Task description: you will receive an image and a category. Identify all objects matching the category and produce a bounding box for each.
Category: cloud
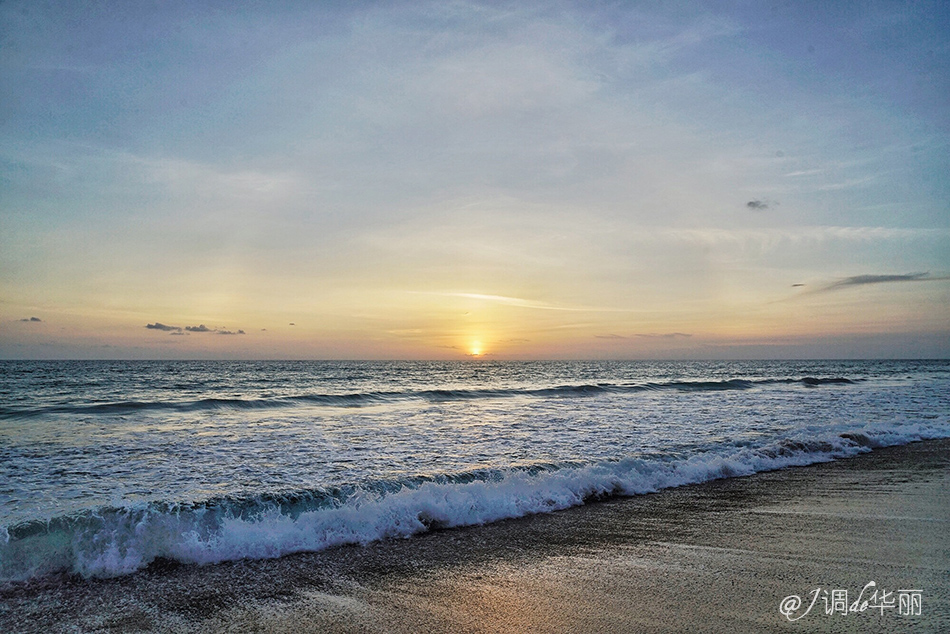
[635,332,692,339]
[834,273,929,286]
[746,200,768,210]
[816,175,878,191]
[412,292,636,313]
[428,292,579,311]
[595,334,627,339]
[19,317,43,322]
[149,323,248,335]
[651,226,948,252]
[146,322,182,332]
[783,169,826,177]
[814,272,949,293]
[187,324,248,334]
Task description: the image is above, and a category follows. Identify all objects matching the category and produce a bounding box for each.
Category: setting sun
[469,342,483,357]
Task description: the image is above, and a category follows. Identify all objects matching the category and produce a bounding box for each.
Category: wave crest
[0,376,859,419]
[2,421,944,585]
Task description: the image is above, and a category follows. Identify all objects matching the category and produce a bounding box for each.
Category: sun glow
[469,341,483,357]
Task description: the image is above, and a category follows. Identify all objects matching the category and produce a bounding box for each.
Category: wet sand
[3,439,948,633]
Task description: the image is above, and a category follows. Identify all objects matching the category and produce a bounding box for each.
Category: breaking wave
[1,418,943,585]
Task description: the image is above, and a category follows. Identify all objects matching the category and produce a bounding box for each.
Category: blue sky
[1,1,948,359]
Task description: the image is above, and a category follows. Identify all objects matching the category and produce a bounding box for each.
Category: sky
[1,0,948,360]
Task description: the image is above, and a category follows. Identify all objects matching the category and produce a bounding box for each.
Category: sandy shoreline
[3,439,948,633]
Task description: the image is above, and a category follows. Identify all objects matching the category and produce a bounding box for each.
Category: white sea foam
[2,420,947,584]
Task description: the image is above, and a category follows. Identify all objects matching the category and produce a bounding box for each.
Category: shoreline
[3,438,949,632]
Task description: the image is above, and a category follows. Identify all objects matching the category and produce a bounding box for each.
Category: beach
[3,438,947,633]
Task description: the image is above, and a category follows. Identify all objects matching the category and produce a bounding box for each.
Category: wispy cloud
[783,169,826,178]
[596,332,692,340]
[19,317,43,322]
[815,175,879,191]
[411,292,636,313]
[439,293,576,311]
[657,226,949,248]
[807,272,950,294]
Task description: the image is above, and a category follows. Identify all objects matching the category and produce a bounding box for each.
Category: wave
[1,419,943,585]
[0,377,857,419]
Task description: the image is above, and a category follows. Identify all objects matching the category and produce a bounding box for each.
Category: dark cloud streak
[811,272,949,294]
[146,322,181,332]
[148,322,248,335]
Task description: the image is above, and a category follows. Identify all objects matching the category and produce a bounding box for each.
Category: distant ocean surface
[2,360,948,584]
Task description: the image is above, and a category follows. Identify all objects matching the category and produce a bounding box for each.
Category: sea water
[1,360,948,583]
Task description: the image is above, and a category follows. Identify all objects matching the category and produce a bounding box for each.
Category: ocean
[1,359,948,586]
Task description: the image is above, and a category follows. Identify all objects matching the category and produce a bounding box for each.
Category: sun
[469,341,483,356]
